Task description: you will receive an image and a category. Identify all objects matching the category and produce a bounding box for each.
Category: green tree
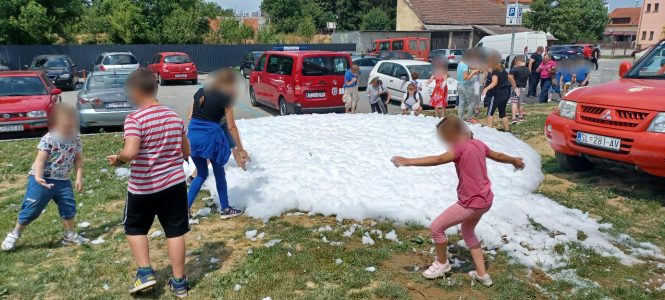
[256,24,278,43]
[216,18,254,44]
[0,0,85,44]
[162,7,210,44]
[107,0,147,44]
[298,16,316,42]
[523,0,609,43]
[360,7,391,31]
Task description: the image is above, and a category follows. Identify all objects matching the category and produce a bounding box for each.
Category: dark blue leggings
[187,156,228,210]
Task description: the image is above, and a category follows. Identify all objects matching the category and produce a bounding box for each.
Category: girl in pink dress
[427,62,449,118]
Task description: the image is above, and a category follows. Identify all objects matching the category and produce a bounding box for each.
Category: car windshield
[163,55,191,64]
[302,56,349,76]
[32,57,68,68]
[252,52,263,60]
[451,50,464,56]
[103,54,138,65]
[0,76,47,97]
[625,41,665,79]
[87,74,130,90]
[407,65,432,79]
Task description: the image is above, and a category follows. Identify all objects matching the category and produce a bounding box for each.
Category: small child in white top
[401,83,423,116]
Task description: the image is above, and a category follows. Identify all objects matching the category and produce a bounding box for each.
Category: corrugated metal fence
[0,44,356,73]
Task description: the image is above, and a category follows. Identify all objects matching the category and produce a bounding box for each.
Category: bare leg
[511,103,518,120]
[502,117,510,131]
[416,107,422,116]
[10,223,26,236]
[469,245,487,277]
[435,242,448,264]
[127,235,151,268]
[166,236,186,278]
[402,109,407,115]
[487,115,494,128]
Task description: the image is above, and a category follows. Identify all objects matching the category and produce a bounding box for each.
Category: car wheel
[158,74,166,86]
[279,97,288,116]
[192,79,198,85]
[249,86,259,107]
[555,151,593,172]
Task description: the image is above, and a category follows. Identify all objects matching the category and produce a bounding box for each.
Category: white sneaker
[61,232,89,246]
[469,270,493,287]
[422,260,451,279]
[2,232,20,251]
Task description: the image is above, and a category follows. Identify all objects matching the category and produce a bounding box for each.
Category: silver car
[76,71,137,129]
[351,57,380,90]
[93,52,140,72]
[430,49,464,66]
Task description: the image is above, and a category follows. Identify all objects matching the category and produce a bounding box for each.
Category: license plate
[106,102,131,109]
[339,88,345,95]
[307,92,326,99]
[175,74,187,78]
[576,132,621,151]
[0,125,24,132]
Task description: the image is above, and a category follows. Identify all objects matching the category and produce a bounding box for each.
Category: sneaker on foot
[511,119,518,125]
[2,232,20,251]
[220,207,243,219]
[61,233,89,246]
[422,260,451,279]
[128,271,157,294]
[469,270,493,287]
[168,276,189,298]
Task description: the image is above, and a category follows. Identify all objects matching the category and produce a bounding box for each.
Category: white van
[476,32,548,59]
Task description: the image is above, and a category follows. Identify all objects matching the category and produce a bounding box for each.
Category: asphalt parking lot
[3,58,626,140]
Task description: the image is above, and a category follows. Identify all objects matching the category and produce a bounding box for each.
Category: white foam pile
[185,113,662,269]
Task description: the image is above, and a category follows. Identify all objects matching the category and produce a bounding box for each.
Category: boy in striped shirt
[107,69,191,297]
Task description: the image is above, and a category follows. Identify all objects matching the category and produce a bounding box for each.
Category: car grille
[569,129,633,155]
[579,105,650,129]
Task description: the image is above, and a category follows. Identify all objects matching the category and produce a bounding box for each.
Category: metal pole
[509,0,517,61]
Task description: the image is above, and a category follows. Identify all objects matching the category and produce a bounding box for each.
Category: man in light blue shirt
[343,65,360,113]
[456,58,479,121]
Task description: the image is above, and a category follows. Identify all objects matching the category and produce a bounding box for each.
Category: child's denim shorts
[17,175,76,225]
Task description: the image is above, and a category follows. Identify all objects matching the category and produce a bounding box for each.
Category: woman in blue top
[187,69,248,218]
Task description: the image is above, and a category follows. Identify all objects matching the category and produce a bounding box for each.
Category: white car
[368,60,457,107]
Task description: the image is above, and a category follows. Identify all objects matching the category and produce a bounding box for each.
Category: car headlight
[557,100,577,120]
[59,73,71,79]
[27,110,47,118]
[647,113,665,133]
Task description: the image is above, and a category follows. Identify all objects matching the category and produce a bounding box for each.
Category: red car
[147,52,198,85]
[0,71,61,133]
[545,40,665,177]
[249,49,351,115]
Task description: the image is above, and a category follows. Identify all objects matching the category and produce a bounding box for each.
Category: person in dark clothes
[527,46,544,98]
[482,57,512,131]
[591,44,600,70]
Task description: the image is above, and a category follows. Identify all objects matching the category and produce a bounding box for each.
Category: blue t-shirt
[344,69,358,88]
[456,62,469,83]
[574,66,590,83]
[559,70,574,83]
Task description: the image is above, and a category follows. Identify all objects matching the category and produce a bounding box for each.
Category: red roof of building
[406,0,529,25]
[608,7,641,26]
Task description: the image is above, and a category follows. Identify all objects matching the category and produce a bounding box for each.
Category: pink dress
[430,75,448,108]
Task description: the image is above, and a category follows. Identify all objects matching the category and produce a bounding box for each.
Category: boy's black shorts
[123,182,190,238]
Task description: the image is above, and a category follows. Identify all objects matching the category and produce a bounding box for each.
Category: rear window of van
[302,56,349,76]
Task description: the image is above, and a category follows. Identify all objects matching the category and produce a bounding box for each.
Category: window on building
[655,3,660,12]
[649,31,654,40]
[642,31,647,40]
[647,3,651,12]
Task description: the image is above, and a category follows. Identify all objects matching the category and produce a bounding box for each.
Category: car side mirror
[71,64,77,68]
[23,65,28,69]
[400,75,408,81]
[52,88,62,95]
[619,61,632,77]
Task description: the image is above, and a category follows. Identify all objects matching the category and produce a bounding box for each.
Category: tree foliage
[0,0,85,44]
[523,0,609,43]
[215,18,254,44]
[298,16,317,42]
[360,7,392,31]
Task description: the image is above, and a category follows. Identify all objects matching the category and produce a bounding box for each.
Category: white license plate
[338,88,345,95]
[0,125,24,132]
[576,132,621,151]
[307,92,326,99]
[106,102,131,109]
[175,74,187,78]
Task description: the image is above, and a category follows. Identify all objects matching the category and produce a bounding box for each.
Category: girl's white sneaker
[422,260,451,279]
[469,270,493,287]
[2,232,20,251]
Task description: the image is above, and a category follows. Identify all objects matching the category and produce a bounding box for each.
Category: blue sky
[210,0,644,15]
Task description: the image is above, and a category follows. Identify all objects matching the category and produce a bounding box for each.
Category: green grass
[1,104,665,299]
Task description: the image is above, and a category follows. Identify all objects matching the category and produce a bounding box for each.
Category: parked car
[430,49,464,66]
[240,51,265,78]
[0,57,9,71]
[248,50,351,115]
[147,52,198,86]
[545,39,665,177]
[0,71,61,133]
[368,60,458,107]
[376,51,414,60]
[26,55,78,90]
[77,70,137,129]
[476,32,548,59]
[549,44,584,61]
[93,52,140,72]
[352,57,380,89]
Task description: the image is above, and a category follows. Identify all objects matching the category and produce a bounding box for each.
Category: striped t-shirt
[123,104,186,194]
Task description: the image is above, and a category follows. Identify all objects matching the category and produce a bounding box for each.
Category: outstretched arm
[487,150,525,169]
[392,152,455,167]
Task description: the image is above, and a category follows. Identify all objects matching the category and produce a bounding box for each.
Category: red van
[248,50,351,115]
[545,40,665,177]
[370,37,430,61]
[147,52,198,85]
